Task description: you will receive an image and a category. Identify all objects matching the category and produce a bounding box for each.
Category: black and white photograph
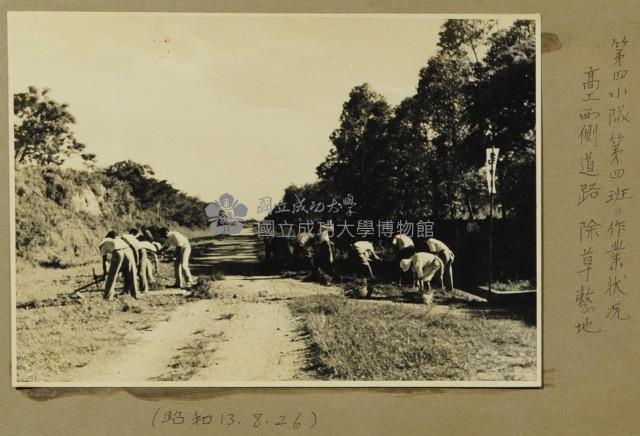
[10,12,541,387]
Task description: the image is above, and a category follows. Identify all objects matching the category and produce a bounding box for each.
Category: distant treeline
[13,87,207,266]
[268,19,536,228]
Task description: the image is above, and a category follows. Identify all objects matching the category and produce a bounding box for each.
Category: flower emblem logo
[205,193,248,235]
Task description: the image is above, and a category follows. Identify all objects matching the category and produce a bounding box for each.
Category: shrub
[187,277,216,300]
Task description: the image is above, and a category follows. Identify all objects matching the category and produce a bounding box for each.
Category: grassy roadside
[14,231,223,383]
[151,330,225,381]
[15,228,213,304]
[289,294,536,381]
[16,293,186,382]
[16,260,179,305]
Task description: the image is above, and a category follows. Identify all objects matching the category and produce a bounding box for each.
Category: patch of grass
[16,293,82,310]
[289,295,536,381]
[152,333,222,381]
[38,256,65,269]
[16,294,185,382]
[16,261,103,304]
[187,277,217,300]
[341,280,450,305]
[216,313,235,320]
[184,273,226,300]
[485,280,535,292]
[16,258,182,305]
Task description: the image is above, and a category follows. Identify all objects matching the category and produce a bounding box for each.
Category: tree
[438,19,497,65]
[104,160,154,187]
[467,20,537,218]
[267,182,330,226]
[414,51,475,219]
[413,18,534,219]
[14,87,87,166]
[383,96,435,220]
[282,18,536,226]
[104,160,208,228]
[316,83,392,220]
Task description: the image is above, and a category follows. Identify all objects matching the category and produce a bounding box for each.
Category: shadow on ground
[348,282,537,327]
[187,233,536,327]
[189,234,280,276]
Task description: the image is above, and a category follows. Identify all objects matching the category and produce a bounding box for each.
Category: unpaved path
[64,228,535,383]
[70,230,340,383]
[72,298,216,383]
[192,296,302,382]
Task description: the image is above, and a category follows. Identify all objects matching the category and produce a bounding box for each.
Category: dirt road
[71,228,341,383]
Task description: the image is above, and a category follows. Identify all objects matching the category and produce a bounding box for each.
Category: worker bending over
[99,230,139,300]
[425,237,455,292]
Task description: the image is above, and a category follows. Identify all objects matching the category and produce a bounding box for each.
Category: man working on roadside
[351,240,382,280]
[137,236,161,293]
[392,233,415,285]
[99,230,139,300]
[425,237,455,292]
[121,229,143,268]
[160,228,195,289]
[399,251,444,294]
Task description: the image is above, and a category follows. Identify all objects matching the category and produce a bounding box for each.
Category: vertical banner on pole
[485,147,500,194]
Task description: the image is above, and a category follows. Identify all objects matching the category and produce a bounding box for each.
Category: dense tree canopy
[276,19,536,229]
[104,160,208,228]
[316,83,393,220]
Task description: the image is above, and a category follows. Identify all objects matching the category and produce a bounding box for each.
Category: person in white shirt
[392,233,416,285]
[121,231,142,267]
[161,229,194,288]
[425,237,455,292]
[399,252,444,294]
[296,231,313,247]
[99,231,139,300]
[351,240,382,280]
[137,237,160,292]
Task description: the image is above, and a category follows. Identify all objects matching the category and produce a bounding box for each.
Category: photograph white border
[9,12,542,388]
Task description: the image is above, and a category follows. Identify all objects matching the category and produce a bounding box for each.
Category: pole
[488,149,495,299]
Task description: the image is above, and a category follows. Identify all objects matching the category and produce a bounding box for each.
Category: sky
[9,13,513,218]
